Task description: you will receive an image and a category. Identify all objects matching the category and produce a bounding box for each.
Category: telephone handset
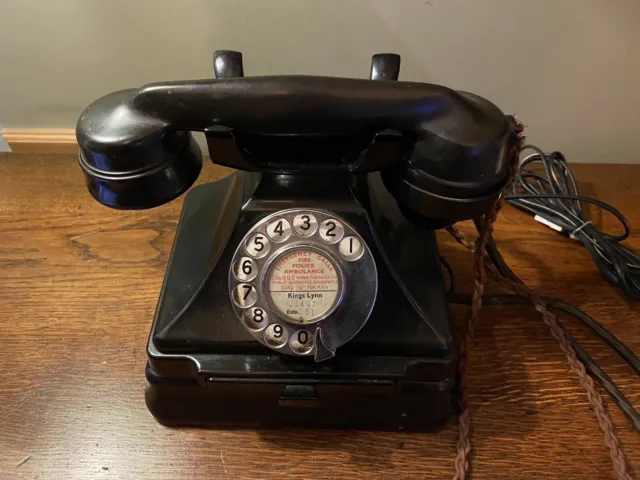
[78,53,510,222]
[77,51,514,429]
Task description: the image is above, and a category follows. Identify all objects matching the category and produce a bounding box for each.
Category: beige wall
[1,0,639,162]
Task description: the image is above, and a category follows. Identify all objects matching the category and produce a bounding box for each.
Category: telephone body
[77,52,513,431]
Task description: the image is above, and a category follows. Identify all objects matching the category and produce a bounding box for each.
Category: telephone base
[145,363,455,431]
[145,173,456,431]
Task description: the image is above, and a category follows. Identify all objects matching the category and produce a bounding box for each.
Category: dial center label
[268,249,340,324]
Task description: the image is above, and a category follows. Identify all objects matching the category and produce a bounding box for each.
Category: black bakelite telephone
[77,51,514,430]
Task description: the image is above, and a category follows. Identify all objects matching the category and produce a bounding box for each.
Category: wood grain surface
[0,129,77,154]
[0,153,638,480]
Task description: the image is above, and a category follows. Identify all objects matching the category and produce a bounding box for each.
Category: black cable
[478,223,640,374]
[449,292,640,432]
[485,234,640,430]
[505,145,640,301]
[445,230,640,432]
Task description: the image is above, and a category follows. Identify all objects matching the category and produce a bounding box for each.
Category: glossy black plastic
[145,171,455,430]
[78,131,202,209]
[370,53,401,81]
[213,50,244,78]
[77,76,507,140]
[74,51,514,429]
[76,51,511,220]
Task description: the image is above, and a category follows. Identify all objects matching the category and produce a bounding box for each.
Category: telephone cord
[446,224,634,480]
[449,120,633,480]
[441,250,640,432]
[505,145,640,301]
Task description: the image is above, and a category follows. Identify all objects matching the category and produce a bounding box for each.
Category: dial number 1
[339,236,364,261]
[290,329,314,354]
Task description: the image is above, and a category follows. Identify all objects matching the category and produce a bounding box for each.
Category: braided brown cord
[451,119,525,480]
[448,117,632,479]
[485,262,632,480]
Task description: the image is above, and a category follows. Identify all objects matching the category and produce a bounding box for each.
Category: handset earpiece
[76,50,247,210]
[367,54,511,227]
[77,93,203,210]
[382,93,511,228]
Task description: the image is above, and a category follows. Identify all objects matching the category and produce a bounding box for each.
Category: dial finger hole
[292,213,318,237]
[266,217,292,243]
[339,236,364,261]
[245,233,270,258]
[290,329,314,355]
[319,219,344,244]
[232,283,257,308]
[233,256,258,281]
[244,307,268,331]
[264,323,289,348]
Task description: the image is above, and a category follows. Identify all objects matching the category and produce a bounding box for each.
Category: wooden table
[1,152,638,480]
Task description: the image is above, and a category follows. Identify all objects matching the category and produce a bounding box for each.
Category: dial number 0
[290,329,314,354]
